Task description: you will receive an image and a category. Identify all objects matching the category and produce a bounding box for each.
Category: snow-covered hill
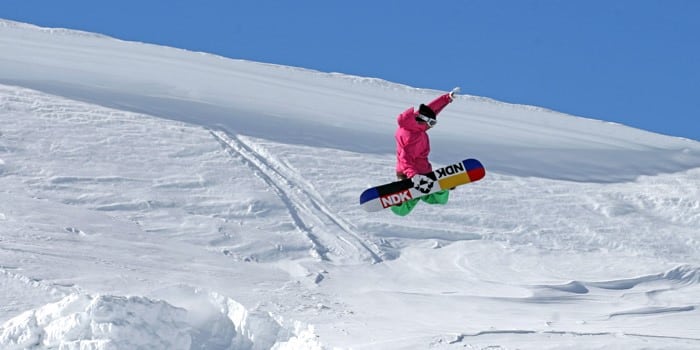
[1,19,699,349]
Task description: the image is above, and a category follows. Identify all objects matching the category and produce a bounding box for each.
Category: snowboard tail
[360,158,485,212]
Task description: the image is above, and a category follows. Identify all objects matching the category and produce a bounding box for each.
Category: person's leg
[390,198,420,216]
[421,190,449,205]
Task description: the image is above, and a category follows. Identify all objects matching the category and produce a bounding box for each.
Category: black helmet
[416,104,437,126]
[418,104,436,119]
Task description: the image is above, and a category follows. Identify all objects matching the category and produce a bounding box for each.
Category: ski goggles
[416,114,437,127]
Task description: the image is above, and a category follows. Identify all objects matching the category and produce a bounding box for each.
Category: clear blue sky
[1,0,698,141]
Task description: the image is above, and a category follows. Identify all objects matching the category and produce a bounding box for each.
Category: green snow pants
[390,190,450,216]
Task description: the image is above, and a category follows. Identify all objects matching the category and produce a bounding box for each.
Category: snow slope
[1,19,700,349]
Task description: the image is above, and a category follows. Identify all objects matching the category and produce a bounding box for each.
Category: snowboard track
[210,128,384,264]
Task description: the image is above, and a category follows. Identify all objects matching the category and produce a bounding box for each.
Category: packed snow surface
[1,19,699,349]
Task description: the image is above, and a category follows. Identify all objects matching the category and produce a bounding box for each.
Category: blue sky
[1,0,698,141]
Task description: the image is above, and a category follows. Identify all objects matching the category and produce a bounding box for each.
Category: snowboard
[359,158,485,212]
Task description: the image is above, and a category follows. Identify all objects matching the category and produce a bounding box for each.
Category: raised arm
[425,87,460,116]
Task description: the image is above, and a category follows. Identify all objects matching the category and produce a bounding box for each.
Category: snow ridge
[0,19,110,39]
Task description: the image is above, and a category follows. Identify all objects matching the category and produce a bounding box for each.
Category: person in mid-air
[392,87,460,216]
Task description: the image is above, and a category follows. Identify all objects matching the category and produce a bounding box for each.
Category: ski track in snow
[210,128,384,264]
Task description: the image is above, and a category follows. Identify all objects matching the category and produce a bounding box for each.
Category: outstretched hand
[449,87,461,100]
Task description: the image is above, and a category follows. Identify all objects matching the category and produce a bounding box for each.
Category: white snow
[0,18,699,349]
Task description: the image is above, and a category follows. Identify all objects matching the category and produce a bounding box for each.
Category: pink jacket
[395,93,453,178]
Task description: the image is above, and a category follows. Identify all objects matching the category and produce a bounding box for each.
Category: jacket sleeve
[396,135,418,178]
[425,93,453,117]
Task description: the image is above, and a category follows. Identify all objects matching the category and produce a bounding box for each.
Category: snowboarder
[391,87,460,216]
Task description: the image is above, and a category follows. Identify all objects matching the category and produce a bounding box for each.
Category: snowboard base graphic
[360,159,486,212]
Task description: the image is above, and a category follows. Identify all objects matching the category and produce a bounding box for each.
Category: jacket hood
[397,107,429,132]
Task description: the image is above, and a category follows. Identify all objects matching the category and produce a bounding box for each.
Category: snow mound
[0,294,190,350]
[0,290,323,350]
